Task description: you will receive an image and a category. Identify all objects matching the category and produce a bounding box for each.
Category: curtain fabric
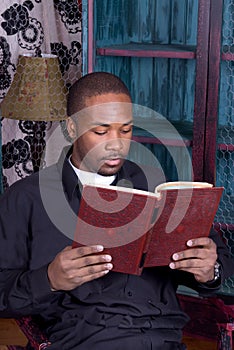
[0,0,82,190]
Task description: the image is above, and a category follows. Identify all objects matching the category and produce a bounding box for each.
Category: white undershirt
[69,157,116,186]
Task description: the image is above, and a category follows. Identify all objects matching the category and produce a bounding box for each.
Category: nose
[105,136,124,152]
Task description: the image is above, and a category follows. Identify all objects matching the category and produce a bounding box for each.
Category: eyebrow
[90,120,134,127]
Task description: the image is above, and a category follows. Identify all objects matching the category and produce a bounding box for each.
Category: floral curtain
[0,0,82,190]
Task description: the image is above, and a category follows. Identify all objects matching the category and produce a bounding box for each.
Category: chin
[98,165,122,176]
[98,159,125,176]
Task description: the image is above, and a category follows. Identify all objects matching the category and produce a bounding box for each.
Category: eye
[121,125,133,134]
[94,130,107,135]
[92,127,107,135]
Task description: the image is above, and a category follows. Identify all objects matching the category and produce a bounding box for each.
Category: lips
[104,158,122,167]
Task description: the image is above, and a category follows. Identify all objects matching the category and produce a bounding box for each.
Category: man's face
[67,93,133,176]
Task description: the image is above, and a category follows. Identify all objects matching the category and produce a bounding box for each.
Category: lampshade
[1,54,67,121]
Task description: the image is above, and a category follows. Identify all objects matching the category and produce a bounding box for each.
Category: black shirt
[0,147,232,349]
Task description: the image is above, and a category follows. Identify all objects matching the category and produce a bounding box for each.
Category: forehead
[78,93,133,125]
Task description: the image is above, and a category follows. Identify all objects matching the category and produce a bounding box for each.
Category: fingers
[62,251,113,274]
[169,257,214,271]
[66,261,113,285]
[47,245,113,291]
[169,256,216,283]
[60,245,113,271]
[58,260,113,289]
[186,237,216,248]
[170,237,217,261]
[62,244,105,260]
[169,237,218,283]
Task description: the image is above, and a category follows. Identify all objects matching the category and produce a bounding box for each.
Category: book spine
[137,202,159,273]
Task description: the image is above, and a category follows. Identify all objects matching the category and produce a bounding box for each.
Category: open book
[73,181,223,275]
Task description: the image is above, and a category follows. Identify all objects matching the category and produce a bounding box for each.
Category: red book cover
[73,182,223,275]
[144,186,223,267]
[73,184,159,275]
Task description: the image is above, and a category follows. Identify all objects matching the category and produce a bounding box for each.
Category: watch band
[213,261,221,281]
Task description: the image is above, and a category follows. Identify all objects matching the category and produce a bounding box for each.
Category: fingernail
[105,263,113,270]
[96,245,104,251]
[104,255,112,262]
[187,240,193,247]
[169,262,176,269]
[172,253,179,260]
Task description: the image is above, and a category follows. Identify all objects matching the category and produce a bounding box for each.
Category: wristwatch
[213,261,221,281]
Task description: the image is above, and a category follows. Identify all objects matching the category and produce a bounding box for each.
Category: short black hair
[67,71,132,116]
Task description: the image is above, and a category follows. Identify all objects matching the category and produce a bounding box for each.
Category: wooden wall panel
[93,0,198,124]
[85,0,209,182]
[95,0,130,46]
[155,0,171,43]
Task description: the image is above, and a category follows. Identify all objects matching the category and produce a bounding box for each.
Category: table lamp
[1,54,68,171]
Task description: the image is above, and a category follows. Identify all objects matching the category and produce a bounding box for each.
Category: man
[0,72,233,350]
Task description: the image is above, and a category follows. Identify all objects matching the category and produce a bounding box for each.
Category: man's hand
[47,245,113,291]
[169,237,218,283]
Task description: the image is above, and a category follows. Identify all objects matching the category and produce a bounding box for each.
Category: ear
[66,117,77,140]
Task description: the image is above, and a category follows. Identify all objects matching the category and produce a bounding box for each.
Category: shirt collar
[56,146,135,203]
[68,156,116,186]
